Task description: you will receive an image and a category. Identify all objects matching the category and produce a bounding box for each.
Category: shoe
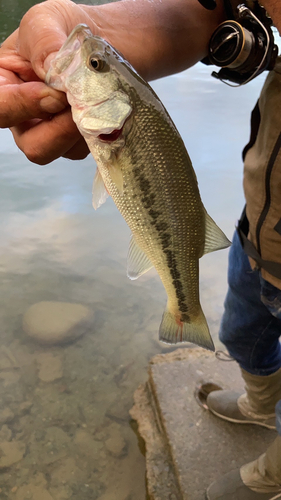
[206,468,281,500]
[205,365,281,430]
[206,436,281,499]
[206,390,276,429]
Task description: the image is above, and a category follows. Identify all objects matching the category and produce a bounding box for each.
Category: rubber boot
[206,367,281,430]
[206,435,281,499]
[241,435,281,494]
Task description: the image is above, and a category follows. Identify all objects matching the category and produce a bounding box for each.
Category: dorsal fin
[202,208,231,256]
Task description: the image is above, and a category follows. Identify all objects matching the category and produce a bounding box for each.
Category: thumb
[18,0,89,80]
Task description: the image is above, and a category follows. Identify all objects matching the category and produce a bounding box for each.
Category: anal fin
[127,236,153,280]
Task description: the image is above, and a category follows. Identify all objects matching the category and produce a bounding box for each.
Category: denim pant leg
[219,230,281,374]
[219,230,281,434]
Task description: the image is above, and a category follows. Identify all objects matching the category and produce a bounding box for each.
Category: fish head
[46,25,134,138]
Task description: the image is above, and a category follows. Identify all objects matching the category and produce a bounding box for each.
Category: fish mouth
[98,126,124,142]
[78,96,132,140]
[97,114,132,143]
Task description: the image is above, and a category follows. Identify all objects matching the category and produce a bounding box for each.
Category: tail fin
[159,307,215,351]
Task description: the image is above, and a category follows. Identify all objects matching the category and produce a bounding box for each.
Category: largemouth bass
[46,25,230,351]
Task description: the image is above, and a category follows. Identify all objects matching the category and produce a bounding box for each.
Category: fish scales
[118,97,204,317]
[46,25,231,350]
[94,90,204,320]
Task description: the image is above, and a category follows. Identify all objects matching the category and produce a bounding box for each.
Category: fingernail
[40,96,67,113]
[44,52,59,75]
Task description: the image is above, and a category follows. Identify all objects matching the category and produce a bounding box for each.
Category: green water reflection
[0,0,117,42]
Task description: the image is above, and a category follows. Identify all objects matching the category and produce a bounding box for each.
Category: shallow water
[0,1,279,499]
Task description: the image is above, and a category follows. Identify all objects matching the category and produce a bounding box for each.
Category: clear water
[0,1,278,498]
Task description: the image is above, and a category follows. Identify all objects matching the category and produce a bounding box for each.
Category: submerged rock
[105,434,127,458]
[15,484,54,500]
[22,301,93,345]
[0,425,12,442]
[0,440,25,468]
[0,408,14,425]
[37,353,63,383]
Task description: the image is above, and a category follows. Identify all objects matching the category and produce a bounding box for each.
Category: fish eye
[88,57,106,72]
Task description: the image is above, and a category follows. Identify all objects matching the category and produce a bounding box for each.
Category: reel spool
[199,1,278,86]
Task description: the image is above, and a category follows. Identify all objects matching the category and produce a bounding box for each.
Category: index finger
[0,80,68,128]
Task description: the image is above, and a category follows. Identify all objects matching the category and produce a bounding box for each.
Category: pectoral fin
[202,209,231,256]
[92,167,109,210]
[127,236,153,280]
[93,156,124,201]
[109,156,124,195]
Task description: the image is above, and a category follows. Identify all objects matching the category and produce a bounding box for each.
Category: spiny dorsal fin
[92,167,109,210]
[127,236,153,280]
[203,208,231,256]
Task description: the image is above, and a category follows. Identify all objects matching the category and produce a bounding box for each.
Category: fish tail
[159,307,215,351]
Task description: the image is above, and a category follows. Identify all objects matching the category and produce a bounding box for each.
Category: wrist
[259,0,281,34]
[77,0,225,81]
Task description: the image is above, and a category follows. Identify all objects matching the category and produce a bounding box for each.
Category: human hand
[0,0,226,166]
[260,0,281,34]
[0,0,100,164]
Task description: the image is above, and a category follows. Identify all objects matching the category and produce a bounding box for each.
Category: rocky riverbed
[0,299,149,500]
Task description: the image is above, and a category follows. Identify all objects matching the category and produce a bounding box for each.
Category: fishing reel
[198,0,278,86]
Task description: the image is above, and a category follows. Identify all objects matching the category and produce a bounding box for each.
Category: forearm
[83,0,225,80]
[261,0,281,34]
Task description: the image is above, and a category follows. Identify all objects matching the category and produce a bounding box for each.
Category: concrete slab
[130,348,277,500]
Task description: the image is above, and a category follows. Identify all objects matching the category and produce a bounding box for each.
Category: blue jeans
[219,230,281,435]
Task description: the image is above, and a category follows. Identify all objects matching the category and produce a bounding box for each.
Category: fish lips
[45,25,94,90]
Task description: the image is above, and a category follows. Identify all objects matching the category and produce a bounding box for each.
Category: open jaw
[97,113,132,142]
[98,127,123,142]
